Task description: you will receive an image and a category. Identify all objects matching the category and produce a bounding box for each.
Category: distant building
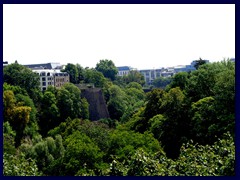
[117,66,132,76]
[23,62,69,91]
[3,61,8,68]
[24,62,63,70]
[161,68,175,77]
[127,60,210,86]
[173,65,195,73]
[32,69,70,91]
[191,59,210,68]
[139,68,164,86]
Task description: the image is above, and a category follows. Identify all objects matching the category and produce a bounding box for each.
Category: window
[42,82,46,86]
[48,77,52,81]
[42,87,46,91]
[47,72,50,76]
[42,77,46,81]
[48,82,52,85]
[41,72,46,76]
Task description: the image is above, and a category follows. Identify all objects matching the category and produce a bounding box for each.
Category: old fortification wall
[78,86,110,121]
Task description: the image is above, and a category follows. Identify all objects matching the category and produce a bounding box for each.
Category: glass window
[42,77,46,81]
[47,72,50,76]
[41,72,46,76]
[42,82,46,86]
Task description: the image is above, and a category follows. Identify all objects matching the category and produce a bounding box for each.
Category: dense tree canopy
[96,59,118,81]
[122,70,145,85]
[62,63,79,84]
[3,59,235,176]
[3,62,41,100]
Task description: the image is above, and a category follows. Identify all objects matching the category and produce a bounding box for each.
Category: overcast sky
[3,4,235,70]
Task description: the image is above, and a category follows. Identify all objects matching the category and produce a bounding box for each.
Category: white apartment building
[117,66,132,76]
[33,69,69,91]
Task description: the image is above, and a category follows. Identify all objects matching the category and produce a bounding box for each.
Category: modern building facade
[120,60,210,86]
[117,66,132,76]
[139,68,162,85]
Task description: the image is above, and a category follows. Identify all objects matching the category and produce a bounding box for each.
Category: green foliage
[3,62,40,100]
[3,59,235,176]
[107,130,162,162]
[20,135,65,175]
[175,132,235,176]
[106,132,235,176]
[56,83,88,121]
[49,118,111,153]
[123,70,145,85]
[148,114,167,140]
[63,131,104,175]
[166,72,188,91]
[126,82,143,90]
[126,148,166,176]
[76,63,85,82]
[120,100,144,123]
[3,82,28,96]
[3,90,34,147]
[186,60,233,102]
[144,88,165,121]
[80,98,90,119]
[15,93,39,138]
[107,85,129,120]
[62,63,79,84]
[161,87,185,116]
[39,91,60,135]
[84,68,107,88]
[193,58,207,69]
[96,59,118,81]
[191,96,217,143]
[4,153,41,176]
[125,87,145,105]
[153,76,172,89]
[3,122,17,155]
[99,118,117,128]
[3,90,16,122]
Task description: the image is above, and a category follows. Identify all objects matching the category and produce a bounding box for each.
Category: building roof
[24,62,61,69]
[117,66,131,71]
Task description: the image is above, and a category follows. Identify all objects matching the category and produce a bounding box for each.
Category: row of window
[55,78,66,82]
[42,81,68,87]
[38,72,69,77]
[41,77,53,81]
[118,71,129,75]
[41,77,69,82]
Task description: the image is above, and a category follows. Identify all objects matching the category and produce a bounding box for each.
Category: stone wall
[79,87,110,121]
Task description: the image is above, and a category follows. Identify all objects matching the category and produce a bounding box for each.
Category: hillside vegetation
[3,59,235,176]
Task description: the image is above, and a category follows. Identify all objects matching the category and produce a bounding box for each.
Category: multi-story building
[126,60,210,86]
[24,62,69,91]
[117,66,132,76]
[32,69,69,91]
[139,68,164,85]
